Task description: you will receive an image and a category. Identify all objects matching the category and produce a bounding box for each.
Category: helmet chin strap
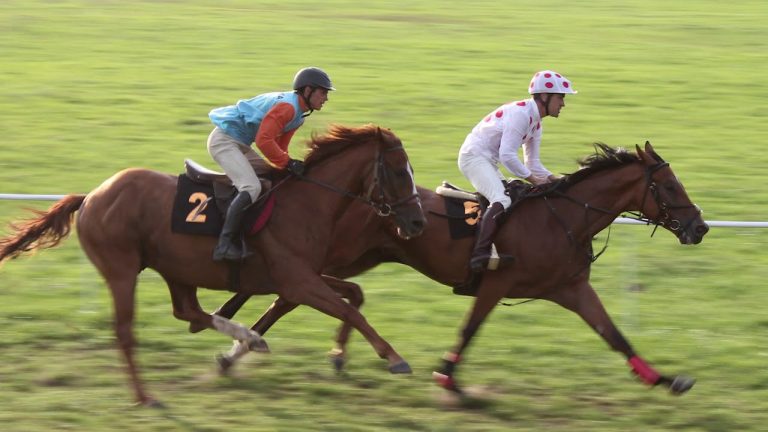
[299,87,316,118]
[535,93,551,117]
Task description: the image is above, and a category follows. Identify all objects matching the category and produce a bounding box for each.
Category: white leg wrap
[212,315,262,343]
[225,340,251,362]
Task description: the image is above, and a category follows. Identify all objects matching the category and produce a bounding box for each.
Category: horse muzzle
[395,211,427,240]
[677,219,709,245]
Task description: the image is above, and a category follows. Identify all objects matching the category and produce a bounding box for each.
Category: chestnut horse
[0,124,426,406]
[210,142,708,395]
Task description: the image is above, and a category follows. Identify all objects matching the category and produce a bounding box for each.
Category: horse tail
[0,194,86,264]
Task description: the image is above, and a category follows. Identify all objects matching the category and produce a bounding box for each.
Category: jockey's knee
[493,196,512,210]
[240,183,261,202]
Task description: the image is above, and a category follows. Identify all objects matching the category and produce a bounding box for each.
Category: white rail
[612,217,768,228]
[0,193,68,201]
[1,194,765,228]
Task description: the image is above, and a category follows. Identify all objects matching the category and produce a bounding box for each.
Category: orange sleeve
[255,103,297,169]
[278,129,297,154]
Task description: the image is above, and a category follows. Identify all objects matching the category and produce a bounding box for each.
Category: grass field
[1,1,767,431]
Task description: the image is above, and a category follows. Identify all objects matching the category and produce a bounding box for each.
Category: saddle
[184,159,273,214]
[435,179,535,211]
[434,179,552,297]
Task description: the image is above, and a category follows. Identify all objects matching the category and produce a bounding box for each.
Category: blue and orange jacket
[209,91,306,168]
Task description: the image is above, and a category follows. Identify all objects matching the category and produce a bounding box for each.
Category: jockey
[457,70,577,272]
[207,67,335,261]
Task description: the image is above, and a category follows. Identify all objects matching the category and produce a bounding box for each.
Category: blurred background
[1,1,766,430]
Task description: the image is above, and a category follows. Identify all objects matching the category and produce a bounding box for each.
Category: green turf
[1,1,767,431]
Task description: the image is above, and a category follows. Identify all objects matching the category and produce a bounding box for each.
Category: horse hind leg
[433,280,506,394]
[165,281,268,354]
[215,295,297,374]
[549,281,695,395]
[188,291,251,334]
[79,236,160,406]
[104,274,162,406]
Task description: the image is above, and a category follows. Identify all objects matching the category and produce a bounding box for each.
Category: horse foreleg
[322,277,364,371]
[433,280,505,394]
[280,274,410,374]
[549,281,695,395]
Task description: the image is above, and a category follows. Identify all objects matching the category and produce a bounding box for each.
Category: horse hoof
[215,354,233,375]
[329,355,345,372]
[669,375,696,395]
[188,322,206,334]
[248,338,270,353]
[135,398,165,409]
[432,371,462,394]
[388,360,412,374]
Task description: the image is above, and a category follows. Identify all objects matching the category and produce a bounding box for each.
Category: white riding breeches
[458,151,512,209]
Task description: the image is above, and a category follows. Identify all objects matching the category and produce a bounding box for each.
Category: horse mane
[302,123,394,167]
[559,142,640,189]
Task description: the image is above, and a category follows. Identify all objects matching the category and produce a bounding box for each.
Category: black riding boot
[469,202,513,273]
[213,191,253,262]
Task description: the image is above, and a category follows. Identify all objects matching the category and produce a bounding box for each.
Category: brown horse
[211,142,709,395]
[0,124,426,406]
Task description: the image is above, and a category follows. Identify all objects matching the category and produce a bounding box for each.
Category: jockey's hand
[525,174,548,186]
[547,174,562,182]
[286,159,305,176]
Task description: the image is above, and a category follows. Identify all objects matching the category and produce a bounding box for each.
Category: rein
[288,144,419,217]
[540,186,615,269]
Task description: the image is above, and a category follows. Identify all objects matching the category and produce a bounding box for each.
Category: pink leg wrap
[628,356,661,385]
[432,371,458,390]
[443,352,461,363]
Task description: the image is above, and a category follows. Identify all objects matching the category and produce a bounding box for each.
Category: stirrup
[470,244,514,272]
[213,241,246,262]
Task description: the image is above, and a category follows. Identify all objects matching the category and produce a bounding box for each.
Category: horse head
[304,124,426,240]
[367,127,426,239]
[635,141,709,244]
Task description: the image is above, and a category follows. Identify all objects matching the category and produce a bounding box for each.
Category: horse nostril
[696,224,709,235]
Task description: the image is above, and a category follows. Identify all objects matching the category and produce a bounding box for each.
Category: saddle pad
[443,196,482,239]
[171,174,276,237]
[171,174,225,236]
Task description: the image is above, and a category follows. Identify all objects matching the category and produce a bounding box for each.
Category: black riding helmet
[293,67,335,91]
[293,67,334,117]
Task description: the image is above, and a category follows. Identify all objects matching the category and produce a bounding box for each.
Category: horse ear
[636,143,655,164]
[643,140,665,162]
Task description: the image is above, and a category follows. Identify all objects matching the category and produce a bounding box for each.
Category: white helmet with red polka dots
[528,70,577,95]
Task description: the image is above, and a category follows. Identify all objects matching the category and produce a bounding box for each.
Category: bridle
[286,135,420,218]
[623,162,701,237]
[542,161,699,267]
[365,144,420,216]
